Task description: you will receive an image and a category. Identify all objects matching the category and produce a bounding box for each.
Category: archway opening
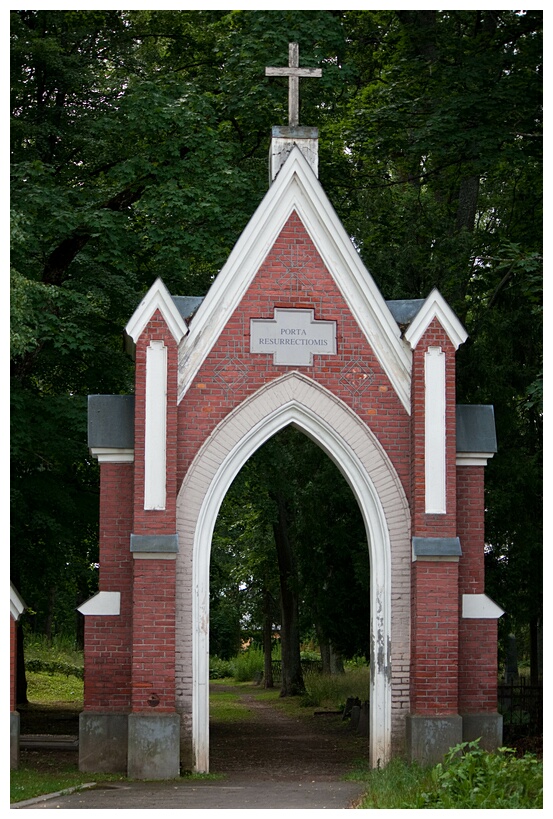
[209,425,371,713]
[176,374,407,773]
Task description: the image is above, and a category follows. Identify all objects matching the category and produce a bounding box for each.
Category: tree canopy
[11,11,541,672]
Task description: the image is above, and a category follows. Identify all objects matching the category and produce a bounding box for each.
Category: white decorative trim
[176,371,412,773]
[144,340,167,510]
[77,591,121,616]
[90,447,134,463]
[456,452,496,466]
[404,288,468,351]
[177,146,412,412]
[125,278,188,346]
[425,346,446,514]
[462,594,505,619]
[10,584,26,621]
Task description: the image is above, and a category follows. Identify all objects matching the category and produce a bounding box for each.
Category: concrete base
[128,713,180,780]
[406,714,463,766]
[79,712,128,773]
[462,712,503,751]
[11,711,20,769]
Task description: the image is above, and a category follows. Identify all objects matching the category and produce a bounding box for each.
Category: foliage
[300,666,369,710]
[413,740,543,809]
[11,10,542,668]
[25,660,83,680]
[352,741,542,810]
[231,646,266,682]
[209,656,234,680]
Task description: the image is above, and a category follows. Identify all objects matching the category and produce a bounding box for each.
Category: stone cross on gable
[265,42,322,127]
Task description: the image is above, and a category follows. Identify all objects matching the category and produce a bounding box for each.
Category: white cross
[265,43,322,127]
[250,308,336,366]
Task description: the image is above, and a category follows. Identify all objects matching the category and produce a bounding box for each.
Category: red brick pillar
[410,561,460,716]
[407,317,463,762]
[457,464,503,748]
[82,462,133,713]
[126,308,180,779]
[79,460,134,773]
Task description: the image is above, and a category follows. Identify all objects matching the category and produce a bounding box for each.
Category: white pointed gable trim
[10,583,26,621]
[178,146,413,413]
[404,288,468,351]
[126,278,188,346]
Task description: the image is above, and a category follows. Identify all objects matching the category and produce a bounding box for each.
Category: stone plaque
[250,308,336,366]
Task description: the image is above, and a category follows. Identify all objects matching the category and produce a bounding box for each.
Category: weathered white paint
[425,346,446,514]
[175,372,411,773]
[145,340,167,510]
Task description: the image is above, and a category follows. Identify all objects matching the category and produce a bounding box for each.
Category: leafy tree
[11,11,541,682]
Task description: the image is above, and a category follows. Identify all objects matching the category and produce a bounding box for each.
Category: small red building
[80,121,503,778]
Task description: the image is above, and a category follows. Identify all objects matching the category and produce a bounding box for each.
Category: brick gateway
[78,52,503,779]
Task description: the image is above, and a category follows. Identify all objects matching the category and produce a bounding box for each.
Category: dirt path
[209,684,368,781]
[19,684,368,781]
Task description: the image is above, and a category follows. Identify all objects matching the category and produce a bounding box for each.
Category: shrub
[231,646,265,682]
[209,656,234,679]
[412,740,542,809]
[301,665,370,708]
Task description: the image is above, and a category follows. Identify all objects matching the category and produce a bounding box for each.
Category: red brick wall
[131,558,176,713]
[177,212,411,497]
[458,619,499,713]
[83,462,133,711]
[410,561,460,714]
[457,466,485,594]
[410,320,458,538]
[10,616,17,712]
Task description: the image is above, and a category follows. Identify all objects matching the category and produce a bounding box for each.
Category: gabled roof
[403,288,468,351]
[177,145,413,412]
[125,278,189,352]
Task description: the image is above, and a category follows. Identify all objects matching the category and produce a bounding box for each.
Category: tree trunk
[262,588,274,689]
[317,624,332,675]
[529,615,539,685]
[272,492,305,697]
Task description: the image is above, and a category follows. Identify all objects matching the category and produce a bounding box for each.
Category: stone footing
[462,712,503,750]
[11,712,20,769]
[127,713,180,779]
[406,714,463,765]
[79,712,129,773]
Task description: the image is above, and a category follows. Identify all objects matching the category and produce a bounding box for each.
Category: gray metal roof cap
[456,405,497,453]
[88,394,135,449]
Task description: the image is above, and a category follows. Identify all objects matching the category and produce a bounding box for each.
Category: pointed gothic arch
[175,371,411,772]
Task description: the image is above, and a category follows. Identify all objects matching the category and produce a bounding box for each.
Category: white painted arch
[175,372,411,772]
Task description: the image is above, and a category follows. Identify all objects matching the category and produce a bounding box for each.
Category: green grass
[11,763,124,805]
[24,670,84,704]
[210,689,255,722]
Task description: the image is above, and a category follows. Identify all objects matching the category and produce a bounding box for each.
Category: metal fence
[497,679,542,740]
